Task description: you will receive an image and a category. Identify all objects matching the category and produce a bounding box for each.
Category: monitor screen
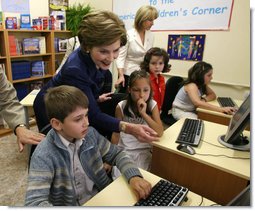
[218,95,250,151]
[227,185,250,206]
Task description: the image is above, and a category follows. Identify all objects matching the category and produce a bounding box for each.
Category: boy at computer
[25,85,151,206]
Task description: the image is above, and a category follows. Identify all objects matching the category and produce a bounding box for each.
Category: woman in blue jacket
[33,10,159,146]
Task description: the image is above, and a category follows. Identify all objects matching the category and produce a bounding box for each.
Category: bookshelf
[0,29,71,136]
[0,29,71,82]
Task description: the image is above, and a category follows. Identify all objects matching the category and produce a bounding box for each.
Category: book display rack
[0,29,71,136]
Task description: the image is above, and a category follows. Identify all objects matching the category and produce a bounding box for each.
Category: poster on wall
[1,0,29,13]
[113,0,234,31]
[49,0,68,12]
[168,34,206,61]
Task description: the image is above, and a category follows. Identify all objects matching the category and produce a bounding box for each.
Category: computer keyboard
[175,118,204,146]
[217,97,237,107]
[134,179,189,206]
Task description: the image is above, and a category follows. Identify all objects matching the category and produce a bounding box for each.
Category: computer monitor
[227,185,250,206]
[218,94,250,151]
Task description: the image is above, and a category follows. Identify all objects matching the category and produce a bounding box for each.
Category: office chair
[160,76,184,126]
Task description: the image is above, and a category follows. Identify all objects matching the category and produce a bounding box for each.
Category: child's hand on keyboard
[129,176,152,200]
[222,106,237,115]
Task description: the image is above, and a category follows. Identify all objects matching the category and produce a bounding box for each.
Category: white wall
[1,0,250,100]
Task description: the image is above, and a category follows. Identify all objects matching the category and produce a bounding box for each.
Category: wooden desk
[20,89,40,126]
[197,99,243,126]
[84,169,217,206]
[151,118,250,205]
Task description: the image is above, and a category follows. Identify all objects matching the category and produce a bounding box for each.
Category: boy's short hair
[44,85,89,122]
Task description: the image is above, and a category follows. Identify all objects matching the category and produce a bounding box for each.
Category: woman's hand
[124,123,159,143]
[114,75,125,89]
[221,106,238,115]
[97,92,114,103]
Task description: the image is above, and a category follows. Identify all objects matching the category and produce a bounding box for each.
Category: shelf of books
[1,29,71,98]
[0,29,71,136]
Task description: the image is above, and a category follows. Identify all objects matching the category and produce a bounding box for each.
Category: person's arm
[111,104,123,144]
[115,68,125,88]
[120,122,159,143]
[137,99,164,137]
[115,41,129,88]
[185,83,237,114]
[0,69,44,152]
[0,69,26,130]
[97,130,151,200]
[203,85,216,102]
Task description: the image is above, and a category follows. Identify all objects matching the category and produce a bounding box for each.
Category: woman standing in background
[115,5,158,93]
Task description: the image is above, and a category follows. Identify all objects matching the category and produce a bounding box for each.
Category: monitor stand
[218,135,250,151]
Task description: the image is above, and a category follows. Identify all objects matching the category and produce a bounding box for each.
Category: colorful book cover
[5,17,17,29]
[31,60,44,77]
[32,18,42,30]
[39,16,49,30]
[23,38,40,54]
[20,14,31,29]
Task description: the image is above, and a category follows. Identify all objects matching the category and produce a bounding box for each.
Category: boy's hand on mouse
[129,176,152,200]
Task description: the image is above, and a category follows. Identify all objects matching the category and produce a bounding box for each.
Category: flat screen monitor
[218,95,250,151]
[227,185,250,206]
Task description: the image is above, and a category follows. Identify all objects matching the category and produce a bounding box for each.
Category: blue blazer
[33,47,119,133]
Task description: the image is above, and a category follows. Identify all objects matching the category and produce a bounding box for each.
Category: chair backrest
[161,76,184,116]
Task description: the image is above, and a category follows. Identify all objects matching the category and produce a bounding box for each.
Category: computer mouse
[177,144,196,155]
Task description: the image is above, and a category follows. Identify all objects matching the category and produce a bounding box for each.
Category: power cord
[196,152,249,159]
[202,139,227,148]
[198,196,204,206]
[198,139,250,159]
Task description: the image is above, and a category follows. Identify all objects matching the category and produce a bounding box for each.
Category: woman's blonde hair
[78,10,127,51]
[134,5,158,31]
